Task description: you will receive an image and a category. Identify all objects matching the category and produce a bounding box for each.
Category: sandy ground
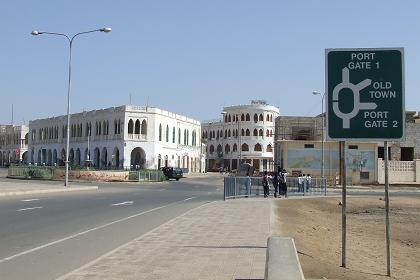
[271,196,420,280]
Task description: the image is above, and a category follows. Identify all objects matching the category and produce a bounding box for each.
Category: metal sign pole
[384,141,391,276]
[340,140,347,268]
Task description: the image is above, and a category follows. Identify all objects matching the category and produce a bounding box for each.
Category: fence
[224,176,327,200]
[8,166,54,179]
[128,170,165,182]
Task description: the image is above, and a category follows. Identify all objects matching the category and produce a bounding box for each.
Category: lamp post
[312,91,325,179]
[31,27,111,186]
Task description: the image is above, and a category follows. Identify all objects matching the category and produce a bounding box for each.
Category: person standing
[272,172,279,198]
[262,171,269,198]
[280,169,288,197]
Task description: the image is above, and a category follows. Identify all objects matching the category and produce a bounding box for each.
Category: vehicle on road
[160,167,183,181]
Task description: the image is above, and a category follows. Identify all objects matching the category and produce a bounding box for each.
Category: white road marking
[17,206,43,212]
[21,198,41,202]
[0,196,196,263]
[159,189,166,191]
[111,201,134,206]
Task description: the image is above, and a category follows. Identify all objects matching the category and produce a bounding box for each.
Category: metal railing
[128,170,164,182]
[224,176,327,200]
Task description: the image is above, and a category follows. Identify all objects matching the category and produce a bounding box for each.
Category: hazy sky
[1,1,419,125]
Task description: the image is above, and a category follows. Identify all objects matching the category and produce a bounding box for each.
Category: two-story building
[0,125,29,166]
[28,105,205,172]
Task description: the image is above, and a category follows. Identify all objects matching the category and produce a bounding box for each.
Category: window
[233,144,237,152]
[246,113,250,121]
[348,145,358,149]
[178,128,181,144]
[228,115,231,122]
[246,129,250,136]
[304,144,314,148]
[253,129,258,136]
[159,124,162,141]
[259,129,263,136]
[266,114,270,121]
[241,143,249,151]
[141,120,147,135]
[173,127,176,143]
[135,120,140,134]
[128,119,134,134]
[209,145,214,154]
[266,144,273,153]
[166,125,169,142]
[225,144,230,153]
[254,114,258,123]
[241,114,245,121]
[259,114,263,121]
[254,143,262,151]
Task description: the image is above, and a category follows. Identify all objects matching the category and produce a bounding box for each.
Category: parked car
[160,167,183,181]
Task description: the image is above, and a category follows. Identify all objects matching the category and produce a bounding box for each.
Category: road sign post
[326,48,404,276]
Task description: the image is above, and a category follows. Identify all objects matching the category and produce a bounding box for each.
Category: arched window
[228,115,231,122]
[209,145,215,154]
[178,128,181,144]
[232,115,236,122]
[253,129,258,136]
[217,144,222,156]
[266,114,270,121]
[233,143,237,152]
[228,130,231,137]
[159,124,162,141]
[270,115,273,122]
[241,114,245,121]
[266,144,273,153]
[173,127,176,143]
[246,129,250,136]
[241,143,249,151]
[266,129,270,137]
[187,130,189,145]
[217,130,219,139]
[128,119,134,134]
[254,113,258,123]
[135,120,140,134]
[225,144,230,153]
[141,120,147,135]
[259,129,263,136]
[259,114,263,121]
[254,143,262,152]
[224,115,228,122]
[114,120,118,134]
[241,129,245,136]
[166,125,169,142]
[270,130,273,137]
[246,113,250,121]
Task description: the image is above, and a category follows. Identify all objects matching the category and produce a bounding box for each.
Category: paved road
[0,175,223,280]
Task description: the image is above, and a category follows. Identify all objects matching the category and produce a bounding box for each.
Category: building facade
[202,100,279,172]
[274,112,420,184]
[0,125,29,166]
[29,105,204,172]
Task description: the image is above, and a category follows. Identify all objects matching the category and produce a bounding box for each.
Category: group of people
[297,173,312,192]
[262,167,288,198]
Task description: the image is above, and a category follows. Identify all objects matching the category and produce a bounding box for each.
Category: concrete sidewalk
[59,199,270,280]
[0,180,98,196]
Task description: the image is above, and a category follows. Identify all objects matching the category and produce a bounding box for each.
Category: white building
[201,100,279,172]
[29,105,205,172]
[0,125,29,166]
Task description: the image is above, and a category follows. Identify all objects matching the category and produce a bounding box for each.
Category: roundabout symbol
[332,67,377,129]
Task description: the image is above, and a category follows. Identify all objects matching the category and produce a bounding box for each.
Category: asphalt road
[0,174,224,280]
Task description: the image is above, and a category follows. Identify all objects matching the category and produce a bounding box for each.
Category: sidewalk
[59,199,271,280]
[0,180,98,196]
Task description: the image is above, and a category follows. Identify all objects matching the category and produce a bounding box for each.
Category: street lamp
[31,27,111,186]
[312,91,325,179]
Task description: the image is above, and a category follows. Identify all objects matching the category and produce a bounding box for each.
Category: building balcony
[126,134,147,141]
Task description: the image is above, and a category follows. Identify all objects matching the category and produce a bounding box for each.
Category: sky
[1,1,420,125]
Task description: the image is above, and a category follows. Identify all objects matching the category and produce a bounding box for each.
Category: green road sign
[326,48,405,140]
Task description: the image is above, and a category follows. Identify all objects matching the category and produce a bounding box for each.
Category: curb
[0,186,98,197]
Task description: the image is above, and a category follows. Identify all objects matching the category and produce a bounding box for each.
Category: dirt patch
[271,196,420,280]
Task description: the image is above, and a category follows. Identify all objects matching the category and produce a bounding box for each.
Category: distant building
[202,100,279,172]
[28,105,205,172]
[274,112,420,184]
[0,125,29,166]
